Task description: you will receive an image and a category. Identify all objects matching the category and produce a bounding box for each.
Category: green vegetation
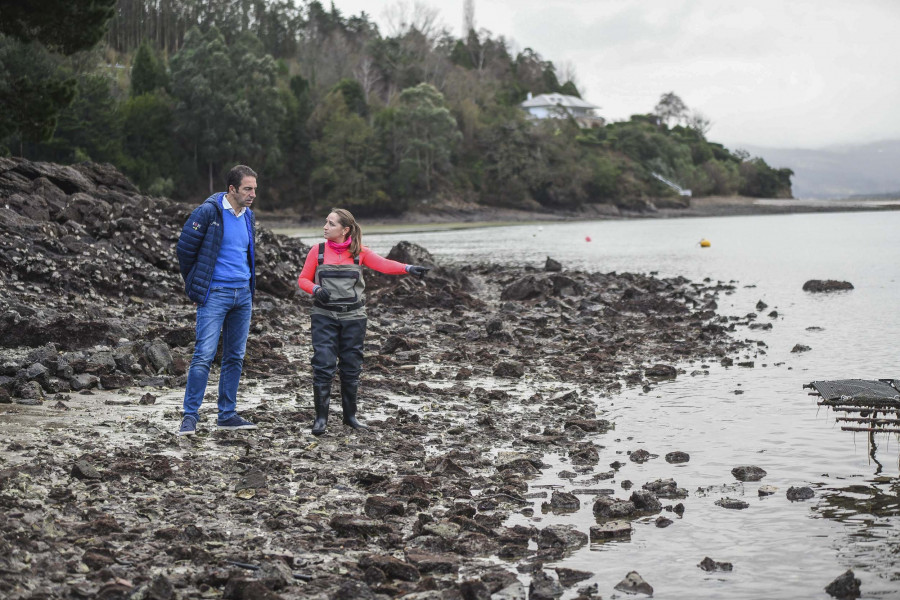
[0,0,793,213]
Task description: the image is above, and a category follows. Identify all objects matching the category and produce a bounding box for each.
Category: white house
[520,92,605,128]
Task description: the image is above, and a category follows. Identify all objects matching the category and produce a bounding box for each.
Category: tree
[0,0,115,151]
[331,78,368,117]
[0,0,116,55]
[654,91,687,127]
[0,39,75,149]
[391,83,461,193]
[130,40,167,97]
[309,91,388,214]
[686,109,712,137]
[169,26,284,194]
[121,91,182,193]
[31,70,124,165]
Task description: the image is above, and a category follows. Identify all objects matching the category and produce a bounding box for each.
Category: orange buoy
[699,238,711,248]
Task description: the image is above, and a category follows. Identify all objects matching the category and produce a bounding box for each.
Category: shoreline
[256,195,900,232]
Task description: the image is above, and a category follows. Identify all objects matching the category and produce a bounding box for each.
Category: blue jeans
[182,286,252,420]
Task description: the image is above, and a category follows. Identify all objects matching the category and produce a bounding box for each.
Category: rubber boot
[340,380,369,430]
[311,384,330,436]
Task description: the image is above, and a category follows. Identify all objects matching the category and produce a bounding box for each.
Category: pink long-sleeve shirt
[297,244,408,294]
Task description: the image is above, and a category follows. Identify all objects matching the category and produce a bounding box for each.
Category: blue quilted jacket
[176,193,256,305]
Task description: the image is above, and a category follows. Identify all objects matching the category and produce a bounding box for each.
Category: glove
[313,285,331,303]
[406,265,431,278]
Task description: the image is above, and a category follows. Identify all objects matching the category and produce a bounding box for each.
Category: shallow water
[352,211,900,599]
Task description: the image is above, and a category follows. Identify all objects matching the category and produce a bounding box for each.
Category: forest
[0,0,793,215]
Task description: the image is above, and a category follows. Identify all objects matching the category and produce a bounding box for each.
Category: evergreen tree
[130,40,167,97]
[0,0,115,151]
[309,91,388,214]
[0,39,75,150]
[392,83,461,194]
[170,26,284,194]
[0,0,116,55]
[121,91,182,194]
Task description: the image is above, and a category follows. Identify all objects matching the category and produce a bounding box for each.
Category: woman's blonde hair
[332,208,362,257]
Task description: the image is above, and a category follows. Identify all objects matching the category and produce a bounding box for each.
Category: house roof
[521,93,599,110]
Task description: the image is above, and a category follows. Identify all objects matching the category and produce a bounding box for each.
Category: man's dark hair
[226,165,257,191]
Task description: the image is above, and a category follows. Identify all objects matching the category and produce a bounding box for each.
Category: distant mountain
[740,139,900,199]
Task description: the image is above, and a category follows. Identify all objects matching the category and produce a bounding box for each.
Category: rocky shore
[1,158,757,599]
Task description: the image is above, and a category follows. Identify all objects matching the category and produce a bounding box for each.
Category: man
[175,165,259,435]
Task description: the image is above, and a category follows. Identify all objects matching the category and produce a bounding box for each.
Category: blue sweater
[176,193,256,305]
[211,207,251,286]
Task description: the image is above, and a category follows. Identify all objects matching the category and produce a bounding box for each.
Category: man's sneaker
[177,415,197,436]
[217,414,258,431]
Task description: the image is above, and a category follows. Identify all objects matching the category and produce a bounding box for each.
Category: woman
[297,208,429,435]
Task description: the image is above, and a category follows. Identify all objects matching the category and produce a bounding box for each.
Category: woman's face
[323,212,350,242]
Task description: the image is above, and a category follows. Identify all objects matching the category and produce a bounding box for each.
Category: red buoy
[585,236,592,242]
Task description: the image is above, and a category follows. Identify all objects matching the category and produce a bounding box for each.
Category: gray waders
[309,243,369,435]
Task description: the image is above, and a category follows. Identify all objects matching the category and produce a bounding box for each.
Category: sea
[297,209,900,599]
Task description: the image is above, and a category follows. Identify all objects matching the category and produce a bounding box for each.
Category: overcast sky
[331,0,900,151]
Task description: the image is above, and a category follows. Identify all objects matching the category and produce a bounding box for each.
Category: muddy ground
[1,158,761,599]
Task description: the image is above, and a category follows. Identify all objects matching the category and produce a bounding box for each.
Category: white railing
[652,172,691,197]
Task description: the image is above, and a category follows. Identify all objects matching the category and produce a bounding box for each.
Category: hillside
[744,139,900,200]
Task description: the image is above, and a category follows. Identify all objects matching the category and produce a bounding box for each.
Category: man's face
[230,176,257,209]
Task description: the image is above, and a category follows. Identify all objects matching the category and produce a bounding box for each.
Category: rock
[493,360,525,378]
[791,344,811,353]
[139,392,157,405]
[564,419,611,433]
[537,524,588,551]
[715,497,750,510]
[732,465,767,481]
[554,567,593,587]
[529,570,565,600]
[642,478,688,499]
[592,496,636,519]
[359,554,420,581]
[492,582,527,600]
[544,257,563,272]
[141,574,176,600]
[590,521,632,540]
[405,551,459,575]
[14,380,44,404]
[550,490,580,510]
[803,280,853,293]
[665,451,690,463]
[72,459,102,480]
[330,580,377,600]
[500,275,553,301]
[144,339,174,373]
[614,571,653,596]
[329,514,391,538]
[786,486,815,501]
[459,579,491,600]
[629,449,652,463]
[824,569,861,599]
[235,469,267,491]
[699,557,733,572]
[364,495,406,519]
[645,364,677,378]
[655,516,673,527]
[69,373,99,391]
[630,489,662,513]
[758,485,778,496]
[222,578,282,600]
[756,300,768,310]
